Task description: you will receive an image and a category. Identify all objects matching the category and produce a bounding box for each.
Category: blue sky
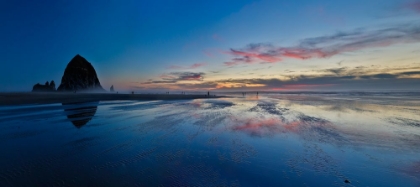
[0,0,419,92]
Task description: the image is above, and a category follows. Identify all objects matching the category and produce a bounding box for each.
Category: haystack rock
[57,54,104,92]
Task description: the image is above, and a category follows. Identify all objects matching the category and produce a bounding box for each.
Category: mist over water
[0,93,419,186]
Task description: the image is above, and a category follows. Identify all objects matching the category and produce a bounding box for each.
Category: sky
[0,0,419,92]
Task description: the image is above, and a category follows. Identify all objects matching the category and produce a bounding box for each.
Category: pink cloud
[228,49,282,63]
[278,48,332,59]
[223,48,334,66]
[407,1,420,13]
[224,22,420,66]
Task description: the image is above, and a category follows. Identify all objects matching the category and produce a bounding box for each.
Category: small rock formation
[110,85,114,92]
[57,54,104,92]
[50,80,56,89]
[32,80,56,92]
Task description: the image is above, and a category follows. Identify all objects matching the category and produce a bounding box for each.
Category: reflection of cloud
[226,95,420,151]
[202,100,234,109]
[249,100,288,116]
[225,22,420,66]
[231,114,342,143]
[232,118,283,136]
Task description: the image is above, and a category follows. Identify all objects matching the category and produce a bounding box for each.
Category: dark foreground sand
[0,92,223,106]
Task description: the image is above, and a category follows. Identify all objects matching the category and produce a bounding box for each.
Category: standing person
[207,91,210,97]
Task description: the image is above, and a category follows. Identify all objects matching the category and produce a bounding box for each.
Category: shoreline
[0,92,224,106]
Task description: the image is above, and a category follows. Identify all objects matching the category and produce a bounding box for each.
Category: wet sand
[1,94,420,186]
[0,92,223,106]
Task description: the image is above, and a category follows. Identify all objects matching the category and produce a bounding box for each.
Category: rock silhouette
[57,54,104,92]
[62,101,99,128]
[110,85,114,92]
[32,80,56,92]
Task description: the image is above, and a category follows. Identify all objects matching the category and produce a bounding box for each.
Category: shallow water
[0,94,419,186]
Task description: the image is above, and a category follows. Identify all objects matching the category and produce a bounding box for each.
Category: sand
[0,92,223,106]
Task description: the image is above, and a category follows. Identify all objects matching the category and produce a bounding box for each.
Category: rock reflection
[62,101,99,128]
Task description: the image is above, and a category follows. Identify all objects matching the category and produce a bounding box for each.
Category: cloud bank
[137,67,420,91]
[225,22,420,66]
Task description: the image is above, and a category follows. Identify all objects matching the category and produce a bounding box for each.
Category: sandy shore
[0,92,224,106]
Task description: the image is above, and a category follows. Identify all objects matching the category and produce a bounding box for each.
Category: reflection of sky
[0,94,420,186]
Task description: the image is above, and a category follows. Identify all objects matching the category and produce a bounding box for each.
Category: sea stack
[57,54,104,92]
[32,80,56,92]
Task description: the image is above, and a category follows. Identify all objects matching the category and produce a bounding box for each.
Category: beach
[1,93,419,186]
[0,92,223,106]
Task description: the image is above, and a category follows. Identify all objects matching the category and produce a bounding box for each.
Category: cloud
[399,71,420,75]
[225,22,420,66]
[323,67,347,75]
[171,72,205,81]
[359,73,397,79]
[139,63,420,91]
[407,1,420,13]
[142,72,205,84]
[228,49,282,63]
[168,63,207,70]
[224,55,256,66]
[143,68,420,91]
